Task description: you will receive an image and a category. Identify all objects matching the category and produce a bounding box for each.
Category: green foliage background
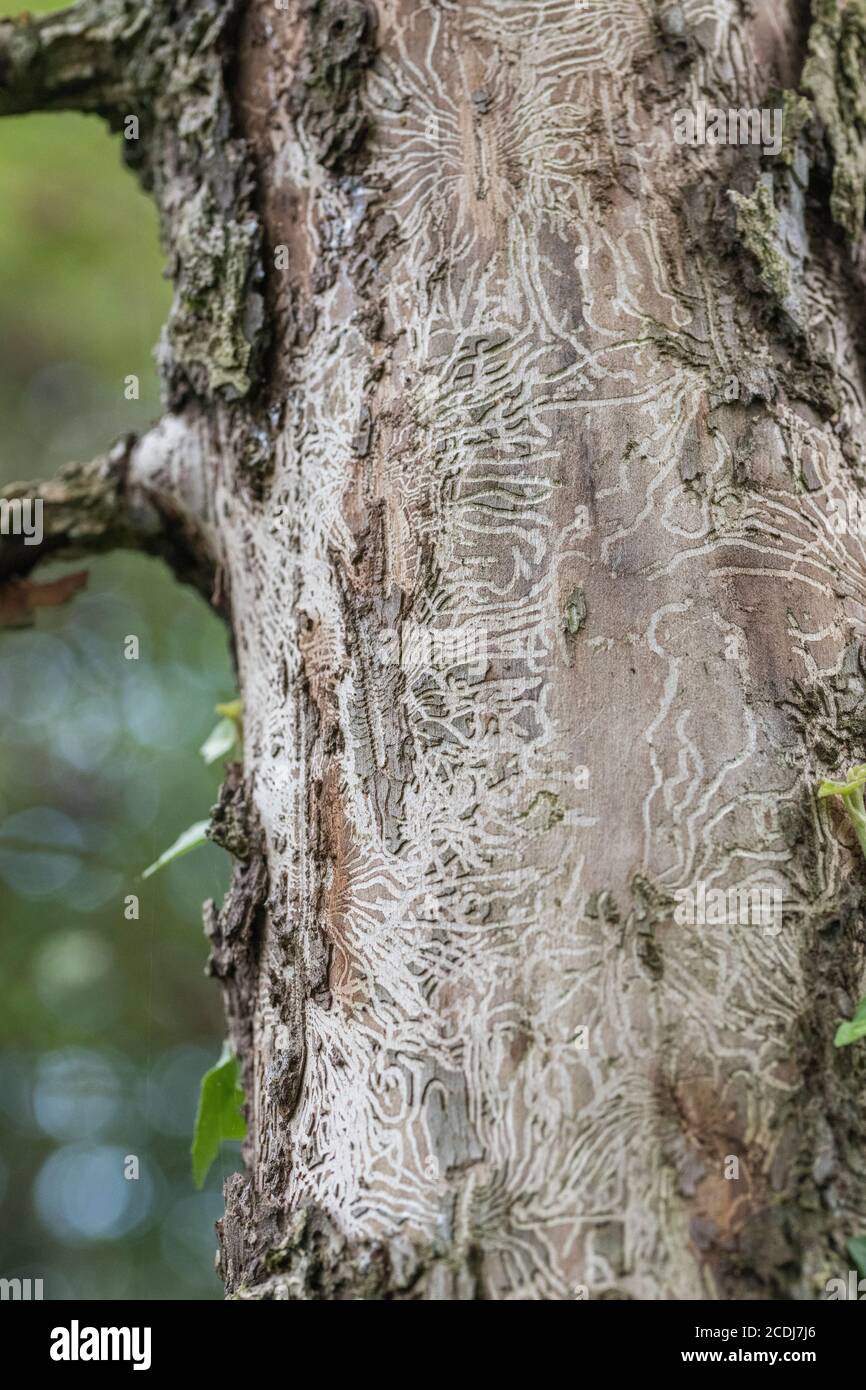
[0,0,236,1299]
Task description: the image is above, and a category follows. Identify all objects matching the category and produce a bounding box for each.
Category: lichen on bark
[803,0,866,240]
[728,179,792,304]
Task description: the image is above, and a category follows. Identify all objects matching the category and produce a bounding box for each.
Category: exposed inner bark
[4,0,866,1300]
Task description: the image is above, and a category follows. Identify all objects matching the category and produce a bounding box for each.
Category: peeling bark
[6,0,866,1300]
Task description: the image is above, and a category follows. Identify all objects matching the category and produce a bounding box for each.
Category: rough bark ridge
[4,0,866,1300]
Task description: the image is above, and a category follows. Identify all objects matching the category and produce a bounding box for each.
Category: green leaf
[200,717,238,765]
[818,779,853,799]
[141,819,210,879]
[848,1237,866,1279]
[818,767,866,798]
[191,1043,247,1189]
[833,994,866,1047]
[200,698,242,764]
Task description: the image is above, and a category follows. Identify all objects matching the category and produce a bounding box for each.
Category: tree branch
[0,0,144,118]
[0,415,220,609]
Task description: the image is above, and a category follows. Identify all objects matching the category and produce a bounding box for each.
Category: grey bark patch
[421,1065,485,1174]
[207,762,253,861]
[631,875,673,981]
[289,0,376,172]
[218,1191,482,1300]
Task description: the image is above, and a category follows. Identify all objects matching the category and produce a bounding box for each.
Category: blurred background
[0,0,237,1299]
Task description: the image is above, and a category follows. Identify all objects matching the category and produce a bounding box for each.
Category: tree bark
[4,0,866,1300]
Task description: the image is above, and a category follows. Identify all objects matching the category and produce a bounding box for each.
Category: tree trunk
[3,0,866,1300]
